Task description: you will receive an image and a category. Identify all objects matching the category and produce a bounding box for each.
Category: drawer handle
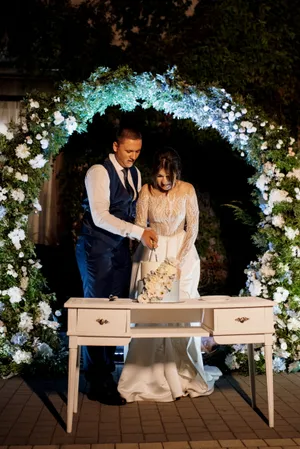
[96,318,109,325]
[235,317,249,323]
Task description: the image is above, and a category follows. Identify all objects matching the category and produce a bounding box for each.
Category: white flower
[19,252,24,258]
[0,124,14,140]
[53,96,60,102]
[4,166,13,173]
[267,189,292,214]
[287,168,300,181]
[248,279,262,297]
[273,287,289,303]
[38,301,52,321]
[8,228,26,249]
[0,187,8,202]
[33,261,42,269]
[53,111,64,125]
[29,99,40,109]
[279,339,287,350]
[39,319,60,330]
[0,123,8,135]
[6,286,24,304]
[11,188,25,203]
[29,154,47,169]
[65,116,78,135]
[32,198,42,212]
[6,132,14,140]
[7,264,18,278]
[55,310,62,317]
[291,246,300,257]
[36,133,42,140]
[19,312,33,332]
[287,317,300,331]
[15,172,28,182]
[254,353,260,361]
[284,226,299,240]
[12,349,32,364]
[271,214,285,228]
[40,138,49,149]
[256,174,269,193]
[15,144,30,159]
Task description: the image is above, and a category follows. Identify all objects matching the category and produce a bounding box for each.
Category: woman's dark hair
[150,147,182,190]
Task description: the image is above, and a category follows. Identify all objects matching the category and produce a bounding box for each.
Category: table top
[64,296,274,309]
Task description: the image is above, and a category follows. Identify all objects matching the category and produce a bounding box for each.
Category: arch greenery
[1,65,300,378]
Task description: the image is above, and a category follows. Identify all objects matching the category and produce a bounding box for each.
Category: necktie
[122,168,134,199]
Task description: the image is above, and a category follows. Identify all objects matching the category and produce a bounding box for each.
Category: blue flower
[11,332,28,346]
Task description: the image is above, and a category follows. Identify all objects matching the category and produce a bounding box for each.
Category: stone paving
[1,371,300,448]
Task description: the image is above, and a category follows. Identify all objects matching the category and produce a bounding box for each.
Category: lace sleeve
[177,184,199,267]
[135,184,149,228]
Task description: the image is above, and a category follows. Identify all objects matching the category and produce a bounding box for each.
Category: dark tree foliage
[0,0,119,81]
[1,0,299,128]
[107,0,300,129]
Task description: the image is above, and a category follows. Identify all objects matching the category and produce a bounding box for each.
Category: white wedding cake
[137,258,180,303]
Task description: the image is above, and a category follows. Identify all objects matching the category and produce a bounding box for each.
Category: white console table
[64,296,274,433]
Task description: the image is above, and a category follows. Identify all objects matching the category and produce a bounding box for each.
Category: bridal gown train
[117,182,222,402]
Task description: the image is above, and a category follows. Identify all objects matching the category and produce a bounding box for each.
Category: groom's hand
[141,229,158,249]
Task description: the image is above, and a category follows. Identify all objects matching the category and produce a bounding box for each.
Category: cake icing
[137,258,179,303]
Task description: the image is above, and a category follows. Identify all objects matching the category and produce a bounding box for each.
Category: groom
[76,125,158,405]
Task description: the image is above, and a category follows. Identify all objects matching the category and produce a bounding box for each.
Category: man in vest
[76,126,158,405]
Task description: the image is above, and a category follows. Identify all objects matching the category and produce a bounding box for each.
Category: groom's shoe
[87,381,126,406]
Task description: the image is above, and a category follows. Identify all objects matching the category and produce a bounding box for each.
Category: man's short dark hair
[115,126,142,143]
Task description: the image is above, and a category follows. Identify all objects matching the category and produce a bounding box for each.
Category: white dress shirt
[85,153,144,240]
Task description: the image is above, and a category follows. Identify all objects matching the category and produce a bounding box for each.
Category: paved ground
[1,371,300,448]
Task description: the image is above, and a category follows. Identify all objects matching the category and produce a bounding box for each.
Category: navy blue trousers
[75,234,131,385]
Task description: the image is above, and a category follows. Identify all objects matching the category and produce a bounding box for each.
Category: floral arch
[0,65,300,378]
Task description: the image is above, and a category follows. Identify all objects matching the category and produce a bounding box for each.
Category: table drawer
[214,307,273,334]
[77,309,128,336]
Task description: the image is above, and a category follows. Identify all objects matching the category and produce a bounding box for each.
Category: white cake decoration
[137,257,179,303]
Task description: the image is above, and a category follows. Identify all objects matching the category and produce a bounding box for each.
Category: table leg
[247,343,256,409]
[265,342,274,427]
[67,347,77,433]
[73,346,81,414]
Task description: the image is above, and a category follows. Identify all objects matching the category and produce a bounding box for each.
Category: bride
[118,147,222,402]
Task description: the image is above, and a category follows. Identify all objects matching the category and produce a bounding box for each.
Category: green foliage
[222,200,259,230]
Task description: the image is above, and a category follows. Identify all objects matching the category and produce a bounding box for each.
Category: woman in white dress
[118,148,222,402]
